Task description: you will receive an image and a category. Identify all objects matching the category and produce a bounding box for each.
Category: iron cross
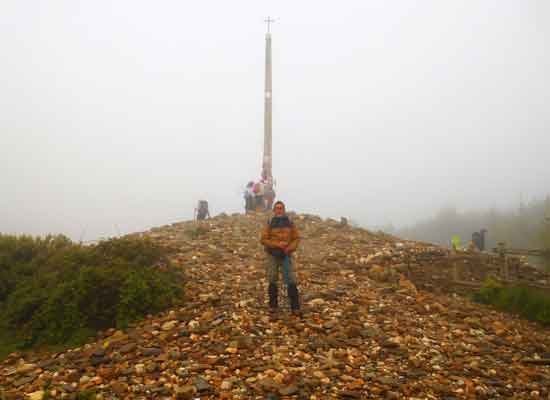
[265,17,275,34]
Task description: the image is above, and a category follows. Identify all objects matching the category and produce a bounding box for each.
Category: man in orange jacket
[260,201,301,315]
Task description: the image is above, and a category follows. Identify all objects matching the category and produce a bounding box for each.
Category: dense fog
[1,1,549,240]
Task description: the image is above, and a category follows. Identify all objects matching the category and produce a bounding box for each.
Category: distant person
[261,201,301,316]
[472,229,488,251]
[472,232,481,251]
[244,181,255,213]
[479,229,487,251]
[451,235,461,251]
[195,200,210,221]
[254,180,266,211]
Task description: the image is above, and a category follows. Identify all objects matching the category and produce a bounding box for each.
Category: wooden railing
[406,250,550,294]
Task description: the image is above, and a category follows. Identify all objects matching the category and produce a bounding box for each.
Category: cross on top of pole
[265,17,275,34]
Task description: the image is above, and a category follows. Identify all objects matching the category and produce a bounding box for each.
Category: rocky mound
[1,212,549,399]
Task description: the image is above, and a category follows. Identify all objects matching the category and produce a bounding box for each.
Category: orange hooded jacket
[261,215,300,255]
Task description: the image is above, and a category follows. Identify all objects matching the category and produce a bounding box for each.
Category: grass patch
[184,225,209,240]
[0,328,22,360]
[0,234,183,358]
[74,389,97,400]
[472,278,550,325]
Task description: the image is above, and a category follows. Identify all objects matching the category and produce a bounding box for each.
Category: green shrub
[473,278,550,325]
[185,226,208,240]
[73,389,97,400]
[95,236,166,267]
[0,235,183,351]
[0,234,74,301]
[117,268,181,328]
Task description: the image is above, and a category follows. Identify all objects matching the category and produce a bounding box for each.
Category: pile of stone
[1,212,549,399]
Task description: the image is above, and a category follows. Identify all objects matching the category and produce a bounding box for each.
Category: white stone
[162,320,178,331]
[27,391,44,400]
[220,380,233,390]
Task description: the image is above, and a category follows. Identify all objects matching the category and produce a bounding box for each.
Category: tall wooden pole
[262,17,274,181]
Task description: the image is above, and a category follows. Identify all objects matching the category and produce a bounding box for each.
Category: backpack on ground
[197,200,209,220]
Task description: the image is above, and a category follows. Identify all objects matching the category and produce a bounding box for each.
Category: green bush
[74,390,97,400]
[117,268,181,328]
[185,226,209,240]
[0,234,73,301]
[0,234,183,351]
[473,278,550,325]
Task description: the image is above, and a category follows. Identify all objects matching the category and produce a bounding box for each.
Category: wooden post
[262,19,274,182]
[503,256,509,281]
[497,241,507,281]
[453,261,459,282]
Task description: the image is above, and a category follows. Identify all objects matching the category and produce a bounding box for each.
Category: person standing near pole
[244,181,255,213]
[254,180,266,211]
[261,201,301,316]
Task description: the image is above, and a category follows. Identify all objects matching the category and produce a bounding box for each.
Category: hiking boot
[287,283,300,313]
[268,283,278,309]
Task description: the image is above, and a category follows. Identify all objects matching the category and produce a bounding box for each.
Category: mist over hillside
[1,1,549,240]
[398,197,550,251]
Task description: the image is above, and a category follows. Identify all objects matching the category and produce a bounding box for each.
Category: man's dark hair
[273,201,285,210]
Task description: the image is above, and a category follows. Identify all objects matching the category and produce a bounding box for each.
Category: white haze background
[1,1,549,240]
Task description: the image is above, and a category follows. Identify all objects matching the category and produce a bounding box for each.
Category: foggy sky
[1,1,549,240]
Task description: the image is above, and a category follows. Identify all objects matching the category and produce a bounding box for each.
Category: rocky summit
[1,212,550,399]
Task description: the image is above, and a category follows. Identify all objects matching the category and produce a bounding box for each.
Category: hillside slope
[1,213,549,399]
